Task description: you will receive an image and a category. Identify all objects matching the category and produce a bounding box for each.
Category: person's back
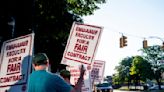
[28,70,72,92]
[28,53,85,92]
[28,53,72,92]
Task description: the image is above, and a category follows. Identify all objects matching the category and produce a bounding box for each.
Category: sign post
[0,33,34,92]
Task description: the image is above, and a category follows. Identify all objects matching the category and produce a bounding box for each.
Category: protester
[28,53,85,92]
[60,69,75,87]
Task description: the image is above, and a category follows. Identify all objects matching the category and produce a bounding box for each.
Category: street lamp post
[149,36,164,42]
[148,36,164,49]
[142,36,164,90]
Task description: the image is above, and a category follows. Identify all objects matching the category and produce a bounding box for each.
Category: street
[113,90,142,92]
[113,89,164,92]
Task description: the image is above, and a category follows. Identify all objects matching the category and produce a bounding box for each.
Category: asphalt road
[113,89,164,92]
[113,90,142,92]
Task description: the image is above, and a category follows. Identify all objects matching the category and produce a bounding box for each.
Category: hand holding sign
[79,64,85,79]
[73,64,86,92]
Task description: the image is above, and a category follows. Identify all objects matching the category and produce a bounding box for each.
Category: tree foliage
[141,45,164,65]
[114,55,155,86]
[130,56,153,82]
[115,57,133,83]
[112,74,121,85]
[0,0,106,72]
[141,45,164,89]
[66,0,106,16]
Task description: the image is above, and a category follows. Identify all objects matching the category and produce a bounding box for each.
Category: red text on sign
[67,52,91,61]
[75,32,94,40]
[77,39,89,45]
[74,43,88,54]
[8,56,21,63]
[7,62,21,75]
[0,74,25,83]
[6,48,26,57]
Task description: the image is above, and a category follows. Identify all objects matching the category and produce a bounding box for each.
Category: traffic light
[122,36,127,47]
[143,39,148,48]
[120,36,127,48]
[120,37,123,48]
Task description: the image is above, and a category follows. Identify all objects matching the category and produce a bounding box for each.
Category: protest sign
[91,60,105,83]
[0,33,34,92]
[66,66,92,92]
[61,22,103,67]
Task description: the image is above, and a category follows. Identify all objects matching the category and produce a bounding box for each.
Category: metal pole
[149,36,164,42]
[8,17,15,38]
[148,36,164,48]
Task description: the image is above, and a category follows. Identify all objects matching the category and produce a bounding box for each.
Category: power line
[104,26,163,40]
[83,21,164,42]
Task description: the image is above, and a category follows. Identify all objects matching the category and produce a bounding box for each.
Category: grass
[117,86,164,92]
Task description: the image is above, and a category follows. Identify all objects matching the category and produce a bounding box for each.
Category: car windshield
[97,83,111,87]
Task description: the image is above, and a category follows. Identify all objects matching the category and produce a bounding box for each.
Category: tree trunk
[156,78,161,90]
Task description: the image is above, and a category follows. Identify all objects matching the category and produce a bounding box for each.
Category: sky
[83,0,164,76]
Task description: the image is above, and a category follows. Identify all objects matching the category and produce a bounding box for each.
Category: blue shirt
[28,70,72,92]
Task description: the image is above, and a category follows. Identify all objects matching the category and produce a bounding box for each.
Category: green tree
[66,0,106,16]
[141,45,164,89]
[112,74,121,85]
[130,56,153,87]
[115,57,133,87]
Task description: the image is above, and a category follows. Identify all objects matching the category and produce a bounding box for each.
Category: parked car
[149,85,164,90]
[96,82,113,92]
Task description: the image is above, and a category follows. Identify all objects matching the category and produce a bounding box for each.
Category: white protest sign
[61,22,103,66]
[91,60,105,83]
[67,66,92,92]
[0,33,34,92]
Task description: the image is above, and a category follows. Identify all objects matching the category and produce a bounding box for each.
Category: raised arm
[70,65,85,92]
